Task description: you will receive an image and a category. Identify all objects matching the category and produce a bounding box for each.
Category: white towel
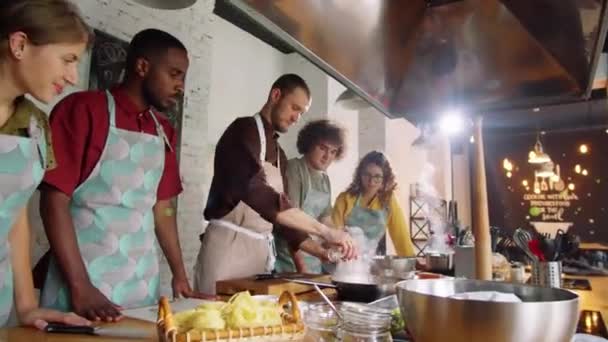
[449,291,522,303]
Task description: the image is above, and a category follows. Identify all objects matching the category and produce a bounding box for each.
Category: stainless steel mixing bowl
[396,278,579,342]
[372,255,417,277]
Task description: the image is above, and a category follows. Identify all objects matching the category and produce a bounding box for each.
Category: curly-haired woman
[274,119,347,273]
[333,151,415,256]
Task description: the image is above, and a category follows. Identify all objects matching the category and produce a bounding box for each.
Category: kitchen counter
[580,243,608,251]
[569,274,608,332]
[1,275,607,341]
[0,318,157,342]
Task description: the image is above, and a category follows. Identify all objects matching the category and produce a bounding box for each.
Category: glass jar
[302,303,341,342]
[339,303,393,342]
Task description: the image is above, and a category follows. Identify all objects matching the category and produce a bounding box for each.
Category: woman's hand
[19,307,90,330]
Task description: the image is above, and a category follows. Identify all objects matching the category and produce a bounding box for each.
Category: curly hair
[346,151,397,206]
[296,119,347,160]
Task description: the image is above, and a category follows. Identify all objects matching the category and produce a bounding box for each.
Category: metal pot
[425,252,454,272]
[396,278,579,342]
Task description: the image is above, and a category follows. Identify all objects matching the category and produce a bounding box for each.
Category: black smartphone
[577,310,608,338]
[44,323,95,335]
[254,273,278,280]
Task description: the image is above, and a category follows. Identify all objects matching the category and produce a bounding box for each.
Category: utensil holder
[531,261,562,288]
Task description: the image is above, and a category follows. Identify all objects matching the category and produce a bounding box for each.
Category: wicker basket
[157,291,305,342]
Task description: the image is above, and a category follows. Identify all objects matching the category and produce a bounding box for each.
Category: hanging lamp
[528,133,551,164]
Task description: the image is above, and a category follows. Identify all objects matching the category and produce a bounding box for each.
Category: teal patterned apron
[0,115,47,326]
[345,195,388,255]
[275,163,331,273]
[41,91,167,311]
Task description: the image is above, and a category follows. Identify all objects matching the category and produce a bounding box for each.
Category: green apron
[345,195,388,255]
[41,90,167,311]
[274,162,331,273]
[0,115,46,326]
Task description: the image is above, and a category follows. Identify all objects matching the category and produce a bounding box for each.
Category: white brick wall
[26,0,464,301]
[28,0,216,297]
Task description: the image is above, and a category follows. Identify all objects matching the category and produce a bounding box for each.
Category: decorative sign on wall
[485,129,607,243]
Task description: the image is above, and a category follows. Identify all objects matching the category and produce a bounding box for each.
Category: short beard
[270,102,287,133]
[142,79,166,111]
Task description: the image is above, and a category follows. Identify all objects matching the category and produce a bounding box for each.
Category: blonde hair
[0,0,92,59]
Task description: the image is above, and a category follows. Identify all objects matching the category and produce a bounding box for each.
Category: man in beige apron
[194,74,355,294]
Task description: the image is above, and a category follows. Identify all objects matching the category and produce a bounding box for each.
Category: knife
[45,322,155,339]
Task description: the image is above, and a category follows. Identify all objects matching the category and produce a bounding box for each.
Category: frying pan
[284,277,386,303]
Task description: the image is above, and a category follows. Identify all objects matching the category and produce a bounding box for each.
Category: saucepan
[285,272,408,303]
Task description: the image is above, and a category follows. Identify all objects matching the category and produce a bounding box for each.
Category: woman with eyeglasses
[332,151,415,256]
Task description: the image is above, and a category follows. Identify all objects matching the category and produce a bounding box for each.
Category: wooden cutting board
[216,273,333,297]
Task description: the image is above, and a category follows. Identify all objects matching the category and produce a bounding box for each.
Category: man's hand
[71,283,123,322]
[172,276,217,300]
[321,227,358,260]
[20,308,91,330]
[171,276,192,299]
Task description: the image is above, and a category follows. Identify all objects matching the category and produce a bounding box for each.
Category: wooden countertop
[580,242,608,251]
[0,318,157,342]
[569,275,608,331]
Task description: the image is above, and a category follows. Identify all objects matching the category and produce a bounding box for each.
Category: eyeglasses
[362,173,384,183]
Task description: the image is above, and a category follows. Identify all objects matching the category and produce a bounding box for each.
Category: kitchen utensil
[396,278,579,342]
[215,273,330,297]
[302,303,343,342]
[528,239,546,261]
[553,231,565,261]
[371,255,417,278]
[531,261,562,288]
[284,277,382,303]
[540,234,556,261]
[45,321,155,339]
[513,228,538,262]
[425,252,454,272]
[557,230,581,258]
[340,303,393,341]
[312,284,343,320]
[157,293,304,342]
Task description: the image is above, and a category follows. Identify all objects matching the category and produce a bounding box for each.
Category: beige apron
[193,114,283,294]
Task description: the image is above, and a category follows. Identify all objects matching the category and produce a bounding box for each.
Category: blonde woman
[0,0,91,328]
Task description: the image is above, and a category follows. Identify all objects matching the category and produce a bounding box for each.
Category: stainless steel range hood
[215,0,608,122]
